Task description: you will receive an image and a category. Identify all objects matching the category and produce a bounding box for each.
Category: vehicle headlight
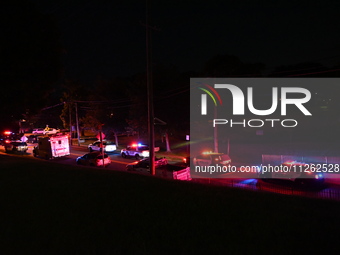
[222,160,231,165]
[315,173,324,179]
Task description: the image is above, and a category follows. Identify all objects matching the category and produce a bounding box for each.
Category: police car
[193,151,231,167]
[4,140,28,153]
[258,161,325,185]
[121,143,159,159]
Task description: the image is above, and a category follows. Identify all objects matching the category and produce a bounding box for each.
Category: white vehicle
[121,143,159,159]
[33,134,70,159]
[88,140,117,153]
[193,152,231,167]
[4,140,28,153]
[43,128,60,135]
[32,128,60,135]
[32,128,45,134]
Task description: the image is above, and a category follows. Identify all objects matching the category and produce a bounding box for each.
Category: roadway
[0,143,182,179]
[1,142,340,201]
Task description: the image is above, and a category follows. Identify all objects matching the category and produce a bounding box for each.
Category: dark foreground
[1,155,340,254]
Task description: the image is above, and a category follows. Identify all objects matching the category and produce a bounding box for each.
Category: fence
[192,178,340,202]
[261,154,340,180]
[262,154,340,165]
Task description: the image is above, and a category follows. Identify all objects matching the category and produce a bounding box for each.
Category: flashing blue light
[240,179,256,184]
[138,143,142,146]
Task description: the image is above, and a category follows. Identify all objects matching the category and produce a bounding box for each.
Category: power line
[41,102,65,111]
[287,68,340,77]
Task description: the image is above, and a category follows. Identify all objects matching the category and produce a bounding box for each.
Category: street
[1,142,340,201]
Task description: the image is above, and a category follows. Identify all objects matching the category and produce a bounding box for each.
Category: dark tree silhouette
[0,2,63,129]
[203,54,265,77]
[268,62,328,77]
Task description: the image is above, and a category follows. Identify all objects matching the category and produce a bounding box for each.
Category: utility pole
[69,102,72,146]
[98,124,105,167]
[75,102,81,146]
[146,0,155,175]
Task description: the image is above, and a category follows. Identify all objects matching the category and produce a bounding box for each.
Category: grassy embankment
[1,154,340,254]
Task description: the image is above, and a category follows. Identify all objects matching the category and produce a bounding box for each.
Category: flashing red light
[5,139,11,143]
[4,131,11,135]
[131,143,137,147]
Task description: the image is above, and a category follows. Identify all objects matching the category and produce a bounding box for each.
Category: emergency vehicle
[33,134,70,159]
[193,151,231,167]
[258,161,325,185]
[121,143,159,159]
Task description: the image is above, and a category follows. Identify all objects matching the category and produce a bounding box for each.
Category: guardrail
[193,178,340,201]
[262,154,340,165]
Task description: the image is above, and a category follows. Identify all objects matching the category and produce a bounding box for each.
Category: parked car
[4,141,28,153]
[126,157,168,171]
[76,152,111,167]
[32,128,60,135]
[1,131,20,145]
[88,140,117,153]
[32,128,45,134]
[193,152,231,167]
[43,128,60,135]
[27,135,38,143]
[121,143,159,159]
[258,161,325,186]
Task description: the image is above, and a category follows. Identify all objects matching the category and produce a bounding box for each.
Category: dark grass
[1,155,340,254]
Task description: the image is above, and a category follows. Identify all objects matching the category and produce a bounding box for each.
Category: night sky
[1,0,340,130]
[32,0,340,79]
